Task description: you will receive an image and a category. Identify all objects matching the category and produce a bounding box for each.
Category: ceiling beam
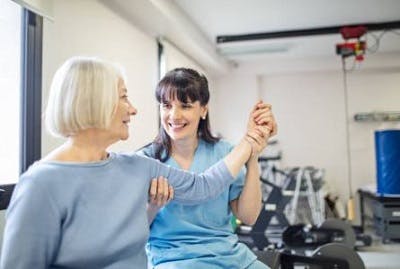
[217,20,400,43]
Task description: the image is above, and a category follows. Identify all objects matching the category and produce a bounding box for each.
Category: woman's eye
[182,104,192,109]
[162,103,171,109]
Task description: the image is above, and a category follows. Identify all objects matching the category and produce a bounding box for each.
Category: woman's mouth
[168,122,187,130]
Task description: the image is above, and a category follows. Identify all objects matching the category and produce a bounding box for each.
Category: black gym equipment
[282,219,372,250]
[237,158,372,251]
[236,165,295,249]
[236,159,370,269]
[255,243,365,269]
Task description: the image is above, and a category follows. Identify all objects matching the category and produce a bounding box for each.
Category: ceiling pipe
[217,20,400,43]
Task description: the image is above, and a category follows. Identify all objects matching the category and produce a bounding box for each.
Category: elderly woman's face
[109,79,137,141]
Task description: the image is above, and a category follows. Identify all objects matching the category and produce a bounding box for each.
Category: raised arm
[231,101,277,225]
[145,101,272,205]
[145,138,252,214]
[222,137,253,177]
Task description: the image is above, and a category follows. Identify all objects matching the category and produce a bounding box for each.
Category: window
[0,0,22,185]
[158,41,166,80]
[0,1,43,209]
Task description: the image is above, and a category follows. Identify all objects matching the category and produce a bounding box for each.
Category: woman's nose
[129,104,137,115]
[170,106,182,119]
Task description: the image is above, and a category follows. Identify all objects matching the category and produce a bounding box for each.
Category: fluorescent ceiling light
[217,43,292,56]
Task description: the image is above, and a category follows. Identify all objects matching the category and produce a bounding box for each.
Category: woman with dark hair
[141,68,277,269]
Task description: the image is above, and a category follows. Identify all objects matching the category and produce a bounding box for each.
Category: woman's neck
[171,136,199,169]
[44,129,113,162]
[171,136,199,158]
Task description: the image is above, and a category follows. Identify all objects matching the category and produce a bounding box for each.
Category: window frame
[0,9,42,210]
[157,41,164,127]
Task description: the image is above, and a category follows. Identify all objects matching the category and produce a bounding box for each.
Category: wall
[41,0,159,156]
[258,68,400,202]
[162,40,206,75]
[212,75,260,143]
[260,70,348,197]
[212,56,400,221]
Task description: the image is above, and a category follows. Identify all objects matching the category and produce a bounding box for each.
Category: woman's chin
[119,132,130,141]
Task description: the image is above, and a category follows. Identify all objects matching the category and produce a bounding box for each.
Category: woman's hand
[148,176,174,209]
[245,125,270,157]
[251,101,277,137]
[245,101,278,156]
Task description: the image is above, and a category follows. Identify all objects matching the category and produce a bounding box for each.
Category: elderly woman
[0,57,271,269]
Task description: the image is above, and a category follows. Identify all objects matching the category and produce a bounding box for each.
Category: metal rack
[358,189,400,243]
[354,111,400,122]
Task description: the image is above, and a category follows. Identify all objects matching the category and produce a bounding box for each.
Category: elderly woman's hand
[245,101,277,157]
[251,102,277,137]
[247,101,277,136]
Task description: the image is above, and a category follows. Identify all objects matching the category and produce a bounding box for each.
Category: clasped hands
[244,101,277,158]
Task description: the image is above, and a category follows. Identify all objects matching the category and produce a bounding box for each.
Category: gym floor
[357,237,400,269]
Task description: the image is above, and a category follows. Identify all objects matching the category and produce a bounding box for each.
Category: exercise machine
[255,243,365,269]
[282,218,372,250]
[237,161,326,250]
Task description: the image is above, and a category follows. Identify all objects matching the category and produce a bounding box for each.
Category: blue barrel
[375,130,400,195]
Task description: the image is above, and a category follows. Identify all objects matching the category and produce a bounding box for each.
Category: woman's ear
[201,105,208,119]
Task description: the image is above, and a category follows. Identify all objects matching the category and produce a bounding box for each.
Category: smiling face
[108,78,137,141]
[160,96,207,143]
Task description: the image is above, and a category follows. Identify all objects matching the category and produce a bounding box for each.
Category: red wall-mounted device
[336,26,367,61]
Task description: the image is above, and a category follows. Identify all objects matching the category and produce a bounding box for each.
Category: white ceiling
[173,0,400,39]
[102,0,400,74]
[173,0,400,63]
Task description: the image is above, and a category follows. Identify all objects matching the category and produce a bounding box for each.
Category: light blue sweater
[0,152,234,269]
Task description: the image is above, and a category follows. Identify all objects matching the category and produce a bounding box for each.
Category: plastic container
[375,130,400,196]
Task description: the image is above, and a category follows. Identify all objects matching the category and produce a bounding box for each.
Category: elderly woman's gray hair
[45,57,125,137]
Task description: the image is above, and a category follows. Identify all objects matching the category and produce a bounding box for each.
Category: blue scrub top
[142,139,257,269]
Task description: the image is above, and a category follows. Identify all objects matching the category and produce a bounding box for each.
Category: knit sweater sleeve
[142,156,235,205]
[1,173,61,269]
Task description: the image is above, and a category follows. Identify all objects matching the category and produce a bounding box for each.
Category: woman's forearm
[232,156,262,225]
[223,138,252,178]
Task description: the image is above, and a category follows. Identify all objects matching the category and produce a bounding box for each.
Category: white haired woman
[0,57,272,269]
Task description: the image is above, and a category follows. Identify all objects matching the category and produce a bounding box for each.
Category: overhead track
[216,20,400,43]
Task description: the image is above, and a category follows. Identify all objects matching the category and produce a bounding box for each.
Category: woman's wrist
[224,136,253,177]
[246,153,258,167]
[241,135,254,160]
